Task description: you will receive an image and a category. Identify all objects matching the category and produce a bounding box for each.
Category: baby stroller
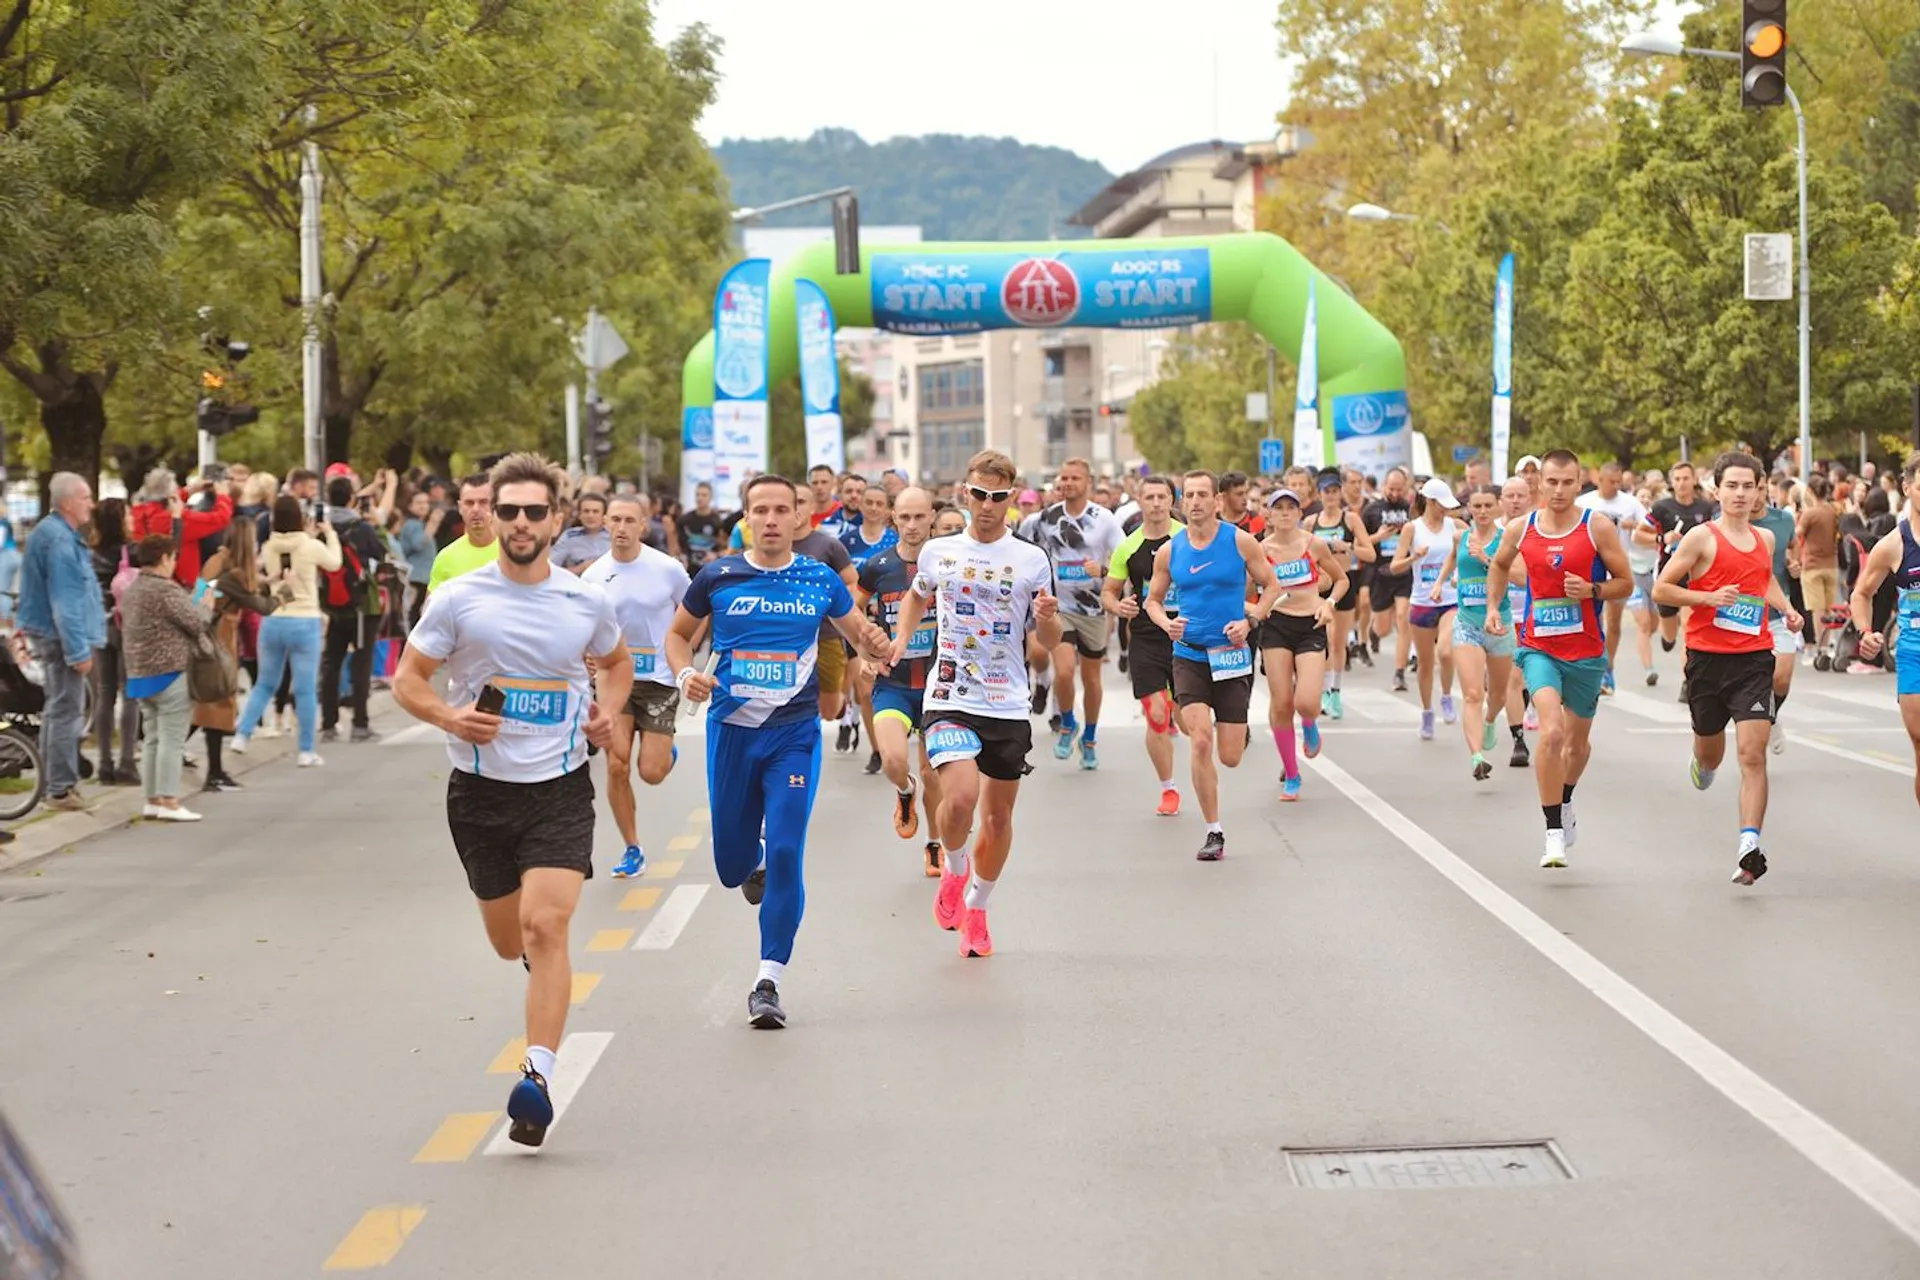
[0,632,54,820]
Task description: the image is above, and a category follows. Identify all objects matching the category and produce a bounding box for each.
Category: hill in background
[713,128,1116,241]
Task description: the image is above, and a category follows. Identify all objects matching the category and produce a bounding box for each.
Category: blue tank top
[1897,520,1920,646]
[1168,525,1249,662]
[1455,526,1507,624]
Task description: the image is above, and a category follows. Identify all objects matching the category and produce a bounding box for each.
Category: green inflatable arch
[680,231,1406,464]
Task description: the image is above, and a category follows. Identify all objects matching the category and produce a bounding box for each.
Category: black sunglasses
[966,485,1014,504]
[495,503,551,523]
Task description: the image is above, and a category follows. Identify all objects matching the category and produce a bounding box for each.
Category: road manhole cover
[1284,1141,1575,1189]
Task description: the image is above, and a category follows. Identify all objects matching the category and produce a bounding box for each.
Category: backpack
[109,548,138,628]
[321,522,383,614]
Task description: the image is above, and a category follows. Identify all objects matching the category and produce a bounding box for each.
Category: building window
[918,360,985,413]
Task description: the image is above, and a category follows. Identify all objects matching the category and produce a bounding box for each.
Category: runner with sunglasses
[1101,474,1185,816]
[886,451,1059,959]
[1146,470,1282,861]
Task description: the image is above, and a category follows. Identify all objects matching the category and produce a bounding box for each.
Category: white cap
[1515,454,1543,472]
[1419,477,1461,509]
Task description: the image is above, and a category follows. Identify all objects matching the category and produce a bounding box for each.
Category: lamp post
[1345,203,1455,237]
[1620,31,1811,481]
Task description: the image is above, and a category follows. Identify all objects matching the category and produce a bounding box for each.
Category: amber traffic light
[1741,0,1788,108]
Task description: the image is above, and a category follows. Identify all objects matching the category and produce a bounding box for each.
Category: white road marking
[1603,689,1693,725]
[1304,752,1920,1248]
[633,885,710,950]
[1784,732,1912,777]
[380,723,441,746]
[1794,683,1900,715]
[484,1030,613,1155]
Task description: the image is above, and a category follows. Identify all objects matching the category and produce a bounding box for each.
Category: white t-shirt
[1409,517,1459,607]
[1578,489,1652,572]
[1018,501,1123,617]
[912,531,1054,721]
[409,563,624,782]
[578,546,690,688]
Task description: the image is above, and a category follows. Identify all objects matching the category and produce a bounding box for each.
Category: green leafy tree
[765,361,874,481]
[1128,327,1272,474]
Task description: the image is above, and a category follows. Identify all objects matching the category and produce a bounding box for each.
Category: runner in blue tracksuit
[1852,451,1920,811]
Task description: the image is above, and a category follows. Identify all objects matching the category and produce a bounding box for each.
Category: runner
[788,485,860,751]
[1485,450,1634,869]
[664,474,893,1029]
[1145,470,1281,860]
[1019,458,1123,770]
[1434,485,1515,781]
[1499,476,1536,768]
[840,485,898,773]
[426,474,500,591]
[1797,474,1842,671]
[854,487,946,876]
[1647,459,1719,698]
[578,493,690,879]
[1364,468,1415,690]
[1575,462,1650,694]
[1308,472,1375,719]
[1654,452,1800,884]
[1849,451,1920,809]
[1755,475,1802,753]
[1394,478,1461,740]
[393,452,630,1148]
[676,482,725,571]
[1257,489,1347,801]
[1101,475,1185,816]
[886,450,1059,959]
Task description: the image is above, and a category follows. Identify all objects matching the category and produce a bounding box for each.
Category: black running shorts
[1684,648,1775,738]
[1171,656,1254,724]
[447,765,596,901]
[1257,611,1330,656]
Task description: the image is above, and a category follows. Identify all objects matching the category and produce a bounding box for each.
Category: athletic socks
[1543,803,1564,831]
[1081,723,1097,744]
[1511,726,1526,743]
[1272,723,1299,778]
[1771,689,1789,722]
[1738,827,1762,855]
[757,959,786,986]
[964,872,996,910]
[945,837,971,877]
[1329,670,1342,690]
[526,1044,557,1080]
[1562,784,1576,805]
[1206,822,1224,836]
[1059,711,1078,735]
[1160,781,1179,797]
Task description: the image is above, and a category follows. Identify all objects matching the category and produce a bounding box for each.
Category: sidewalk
[0,693,410,878]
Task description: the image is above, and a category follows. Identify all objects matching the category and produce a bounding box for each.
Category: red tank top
[1518,510,1605,661]
[1265,538,1320,592]
[1685,523,1773,655]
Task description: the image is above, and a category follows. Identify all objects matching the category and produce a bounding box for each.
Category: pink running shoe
[958,908,993,958]
[934,864,968,931]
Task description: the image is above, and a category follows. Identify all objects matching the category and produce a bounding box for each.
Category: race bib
[1207,644,1253,682]
[1530,597,1583,638]
[1458,580,1488,608]
[1902,588,1920,630]
[1056,559,1092,583]
[1313,526,1345,543]
[1713,593,1765,636]
[1273,557,1314,588]
[1379,536,1400,557]
[1507,585,1528,621]
[924,721,983,770]
[628,645,658,677]
[1163,584,1182,614]
[732,649,800,700]
[494,677,570,735]
[1415,563,1442,594]
[902,622,936,659]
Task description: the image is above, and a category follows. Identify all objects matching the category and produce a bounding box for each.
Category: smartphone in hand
[474,684,506,716]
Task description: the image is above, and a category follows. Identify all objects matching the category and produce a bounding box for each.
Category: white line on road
[1784,732,1912,777]
[1795,683,1898,713]
[380,723,441,746]
[484,1030,613,1156]
[633,885,710,951]
[1603,689,1694,725]
[1304,752,1920,1248]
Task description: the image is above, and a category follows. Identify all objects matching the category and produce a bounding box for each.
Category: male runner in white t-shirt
[579,493,691,879]
[395,453,629,1150]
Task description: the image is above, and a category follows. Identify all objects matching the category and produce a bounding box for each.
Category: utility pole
[300,105,325,475]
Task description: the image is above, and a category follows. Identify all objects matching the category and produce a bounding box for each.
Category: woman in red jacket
[129,467,235,587]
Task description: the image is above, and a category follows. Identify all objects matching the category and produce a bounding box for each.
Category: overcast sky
[652,1,1695,175]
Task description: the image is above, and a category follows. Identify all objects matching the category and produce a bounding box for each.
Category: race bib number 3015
[732,650,800,700]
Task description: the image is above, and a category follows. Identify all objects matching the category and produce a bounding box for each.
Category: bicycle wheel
[0,725,46,822]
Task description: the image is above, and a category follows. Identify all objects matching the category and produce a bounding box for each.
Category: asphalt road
[3,648,1918,1279]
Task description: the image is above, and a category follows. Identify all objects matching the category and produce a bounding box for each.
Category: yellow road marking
[618,887,663,911]
[486,1037,528,1075]
[587,928,634,952]
[323,1206,427,1270]
[413,1114,498,1164]
[687,808,709,825]
[648,859,684,879]
[666,834,701,852]
[571,972,602,1005]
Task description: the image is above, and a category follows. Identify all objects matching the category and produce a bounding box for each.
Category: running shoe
[1562,803,1579,848]
[230,735,250,756]
[1689,758,1715,791]
[1509,736,1531,768]
[1646,670,1659,687]
[864,751,883,775]
[1054,727,1075,760]
[934,864,968,930]
[1196,831,1226,862]
[848,721,861,753]
[1392,670,1408,693]
[1813,652,1833,672]
[1439,694,1457,724]
[893,780,919,840]
[1030,685,1050,716]
[923,841,942,878]
[1482,719,1498,753]
[611,846,647,878]
[1731,848,1769,886]
[1079,738,1099,771]
[1769,720,1786,755]
[1048,713,1062,733]
[748,980,786,1029]
[743,866,767,905]
[1419,710,1435,741]
[1523,705,1539,732]
[297,752,325,768]
[1321,690,1333,716]
[1472,756,1493,782]
[1601,669,1616,696]
[1357,644,1374,668]
[1327,690,1344,720]
[958,908,993,958]
[835,723,853,753]
[1280,775,1302,802]
[1540,829,1568,869]
[1302,720,1322,759]
[1118,651,1129,674]
[1155,788,1181,817]
[506,1064,554,1147]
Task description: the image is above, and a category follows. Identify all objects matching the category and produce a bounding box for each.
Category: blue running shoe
[1054,728,1075,760]
[611,845,646,878]
[1079,738,1099,770]
[1302,720,1322,759]
[1280,775,1303,802]
[507,1064,554,1147]
[1601,668,1616,696]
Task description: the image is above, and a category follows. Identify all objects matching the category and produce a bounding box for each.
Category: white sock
[946,837,971,877]
[526,1044,557,1080]
[1323,672,1335,692]
[1161,780,1179,795]
[964,872,996,910]
[1738,827,1761,855]
[757,959,786,986]
[1206,822,1224,835]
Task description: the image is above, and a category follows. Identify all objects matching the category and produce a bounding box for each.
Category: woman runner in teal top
[1435,485,1516,781]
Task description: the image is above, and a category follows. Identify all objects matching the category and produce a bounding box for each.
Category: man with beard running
[1020,458,1122,769]
[1102,474,1185,816]
[1146,471,1281,861]
[579,493,691,879]
[394,453,630,1148]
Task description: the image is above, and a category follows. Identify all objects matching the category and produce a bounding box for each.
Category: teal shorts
[1452,609,1516,659]
[1517,649,1608,719]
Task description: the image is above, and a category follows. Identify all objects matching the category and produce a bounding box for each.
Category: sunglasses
[966,485,1015,504]
[494,503,551,523]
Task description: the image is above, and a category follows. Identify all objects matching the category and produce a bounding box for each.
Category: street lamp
[1345,202,1454,236]
[1620,30,1812,480]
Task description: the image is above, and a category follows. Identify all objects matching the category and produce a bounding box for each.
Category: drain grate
[1284,1141,1575,1189]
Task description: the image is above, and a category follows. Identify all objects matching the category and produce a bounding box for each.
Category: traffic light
[833,192,861,276]
[197,335,258,437]
[587,397,614,460]
[1741,0,1788,108]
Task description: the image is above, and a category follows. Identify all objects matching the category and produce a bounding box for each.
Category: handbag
[187,630,239,703]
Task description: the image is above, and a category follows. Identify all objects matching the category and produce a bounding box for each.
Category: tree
[1860,29,1920,232]
[765,360,874,481]
[1127,327,1272,474]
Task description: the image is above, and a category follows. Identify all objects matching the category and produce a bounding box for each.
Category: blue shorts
[1453,610,1516,659]
[1409,603,1455,631]
[871,683,925,732]
[1898,640,1920,697]
[1518,649,1608,719]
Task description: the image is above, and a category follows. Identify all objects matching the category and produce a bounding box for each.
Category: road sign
[1745,233,1792,301]
[576,309,631,371]
[1246,392,1270,424]
[1452,444,1481,463]
[1259,438,1286,473]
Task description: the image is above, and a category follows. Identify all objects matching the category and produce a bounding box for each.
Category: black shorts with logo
[1129,630,1176,701]
[923,709,1034,782]
[1370,569,1413,612]
[1257,611,1330,656]
[447,764,596,901]
[1171,656,1255,725]
[1683,648,1776,738]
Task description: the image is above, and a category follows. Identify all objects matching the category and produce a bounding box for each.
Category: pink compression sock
[1272,722,1299,778]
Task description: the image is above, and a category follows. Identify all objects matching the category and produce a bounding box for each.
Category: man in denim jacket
[19,472,107,809]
